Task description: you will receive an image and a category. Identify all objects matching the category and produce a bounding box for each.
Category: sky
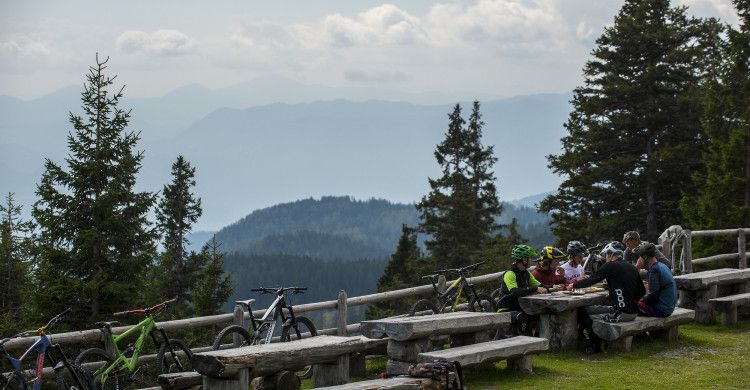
[0,0,739,100]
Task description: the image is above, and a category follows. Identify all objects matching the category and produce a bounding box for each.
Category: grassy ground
[307,314,750,389]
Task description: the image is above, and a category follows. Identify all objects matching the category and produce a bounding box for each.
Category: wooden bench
[316,376,446,389]
[158,372,203,390]
[193,335,385,389]
[709,292,750,326]
[417,336,548,374]
[592,308,695,352]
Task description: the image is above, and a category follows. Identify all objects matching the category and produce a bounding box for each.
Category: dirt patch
[652,346,717,359]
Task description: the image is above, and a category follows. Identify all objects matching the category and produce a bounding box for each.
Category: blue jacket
[643,261,677,316]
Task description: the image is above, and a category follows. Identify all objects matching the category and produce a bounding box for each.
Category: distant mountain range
[0,78,571,231]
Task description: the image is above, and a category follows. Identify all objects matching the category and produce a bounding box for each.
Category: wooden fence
[660,226,748,274]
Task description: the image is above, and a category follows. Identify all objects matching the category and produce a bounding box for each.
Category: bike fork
[155,328,184,372]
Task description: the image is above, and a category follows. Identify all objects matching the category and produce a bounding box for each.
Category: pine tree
[0,193,35,334]
[191,236,233,316]
[153,156,203,310]
[366,225,422,319]
[681,0,750,252]
[32,56,156,326]
[417,102,503,269]
[540,0,722,244]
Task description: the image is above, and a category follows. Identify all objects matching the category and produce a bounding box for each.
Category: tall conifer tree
[0,193,34,334]
[681,0,750,246]
[153,155,203,309]
[32,56,156,325]
[540,0,721,243]
[417,102,502,269]
[191,236,232,316]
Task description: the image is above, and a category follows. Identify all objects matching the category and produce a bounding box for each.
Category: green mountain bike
[410,261,496,316]
[75,299,193,389]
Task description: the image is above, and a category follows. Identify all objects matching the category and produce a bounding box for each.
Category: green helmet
[511,245,538,262]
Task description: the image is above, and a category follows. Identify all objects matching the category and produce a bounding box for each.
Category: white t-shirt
[561,261,584,284]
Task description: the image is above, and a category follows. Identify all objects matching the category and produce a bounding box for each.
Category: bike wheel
[157,339,194,375]
[469,293,497,313]
[281,317,317,379]
[1,372,24,390]
[75,348,118,390]
[56,362,93,390]
[409,299,440,316]
[490,288,502,301]
[212,325,254,350]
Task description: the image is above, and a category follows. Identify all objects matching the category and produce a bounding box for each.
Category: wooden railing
[660,226,749,274]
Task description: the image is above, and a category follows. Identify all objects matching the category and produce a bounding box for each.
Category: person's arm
[504,271,535,298]
[531,269,552,288]
[573,262,609,289]
[642,267,661,304]
[529,272,542,289]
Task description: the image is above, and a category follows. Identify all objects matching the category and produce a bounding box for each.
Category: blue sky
[0,0,738,100]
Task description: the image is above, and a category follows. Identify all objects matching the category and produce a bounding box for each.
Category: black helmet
[633,241,657,259]
[567,241,588,256]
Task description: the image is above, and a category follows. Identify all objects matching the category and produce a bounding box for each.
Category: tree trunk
[744,133,749,207]
[645,138,658,239]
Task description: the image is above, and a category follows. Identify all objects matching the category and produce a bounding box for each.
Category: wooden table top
[360,311,511,341]
[519,291,609,315]
[673,268,750,290]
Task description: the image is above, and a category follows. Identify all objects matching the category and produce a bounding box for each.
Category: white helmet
[600,241,624,258]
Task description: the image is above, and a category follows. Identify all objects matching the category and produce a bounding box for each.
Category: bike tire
[156,339,194,375]
[469,293,497,313]
[74,348,118,390]
[212,325,254,350]
[490,288,502,301]
[281,316,317,379]
[56,362,93,390]
[409,299,440,316]
[1,372,24,390]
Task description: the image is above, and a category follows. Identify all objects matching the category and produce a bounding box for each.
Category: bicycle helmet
[567,241,588,256]
[537,246,566,262]
[600,241,624,258]
[511,245,538,261]
[633,241,656,259]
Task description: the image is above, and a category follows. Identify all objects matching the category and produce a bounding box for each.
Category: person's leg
[638,300,660,317]
[583,305,616,352]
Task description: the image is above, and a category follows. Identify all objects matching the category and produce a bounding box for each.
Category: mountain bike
[0,308,89,390]
[74,299,193,389]
[409,261,497,316]
[211,287,317,378]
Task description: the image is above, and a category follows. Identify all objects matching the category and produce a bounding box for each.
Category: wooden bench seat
[417,336,549,374]
[316,376,444,389]
[157,372,203,390]
[592,308,694,351]
[709,292,750,326]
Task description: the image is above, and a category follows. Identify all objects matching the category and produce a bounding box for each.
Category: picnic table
[360,311,510,376]
[519,290,609,349]
[674,268,750,323]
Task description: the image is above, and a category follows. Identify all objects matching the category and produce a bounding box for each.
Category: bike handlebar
[42,307,72,331]
[112,298,177,317]
[431,261,486,275]
[251,287,308,295]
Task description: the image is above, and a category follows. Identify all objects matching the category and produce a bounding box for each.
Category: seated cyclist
[562,241,588,284]
[531,246,567,291]
[496,245,549,337]
[633,241,677,317]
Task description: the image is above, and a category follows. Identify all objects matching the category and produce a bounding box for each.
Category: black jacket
[573,259,645,314]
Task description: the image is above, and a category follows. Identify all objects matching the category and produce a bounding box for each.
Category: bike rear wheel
[157,339,194,375]
[212,325,254,350]
[281,316,317,379]
[56,362,93,390]
[409,299,440,316]
[469,293,497,313]
[1,372,24,390]
[75,348,118,390]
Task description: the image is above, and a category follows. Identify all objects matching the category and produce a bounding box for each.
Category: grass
[309,314,750,389]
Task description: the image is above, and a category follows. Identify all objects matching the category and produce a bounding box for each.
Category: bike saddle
[234,299,256,308]
[94,321,119,329]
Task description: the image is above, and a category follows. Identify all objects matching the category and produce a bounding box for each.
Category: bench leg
[695,285,718,324]
[385,359,413,377]
[677,289,695,309]
[203,368,249,390]
[387,338,432,362]
[607,336,633,352]
[539,310,577,349]
[349,352,367,378]
[452,330,493,347]
[253,371,300,390]
[721,307,738,327]
[506,355,533,374]
[313,355,349,387]
[655,325,680,342]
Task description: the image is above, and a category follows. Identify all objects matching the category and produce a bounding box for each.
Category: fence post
[233,304,244,347]
[437,275,447,294]
[662,237,673,271]
[739,229,747,269]
[337,290,348,336]
[683,230,693,274]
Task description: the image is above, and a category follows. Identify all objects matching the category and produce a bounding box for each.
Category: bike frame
[1,334,82,390]
[250,293,299,344]
[438,275,480,312]
[95,315,167,385]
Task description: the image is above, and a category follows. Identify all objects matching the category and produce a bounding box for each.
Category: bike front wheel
[281,316,318,379]
[469,293,497,313]
[157,339,194,375]
[212,325,254,350]
[409,299,440,316]
[75,348,118,390]
[56,361,94,390]
[1,372,24,390]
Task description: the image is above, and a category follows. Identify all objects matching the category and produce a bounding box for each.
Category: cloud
[322,4,427,47]
[116,29,195,56]
[344,69,411,83]
[0,37,51,57]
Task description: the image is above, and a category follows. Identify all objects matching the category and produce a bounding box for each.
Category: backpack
[407,359,464,390]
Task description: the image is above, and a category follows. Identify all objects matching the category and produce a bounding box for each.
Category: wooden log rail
[661,226,749,274]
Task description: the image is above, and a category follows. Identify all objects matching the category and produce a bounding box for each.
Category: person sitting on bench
[633,241,677,317]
